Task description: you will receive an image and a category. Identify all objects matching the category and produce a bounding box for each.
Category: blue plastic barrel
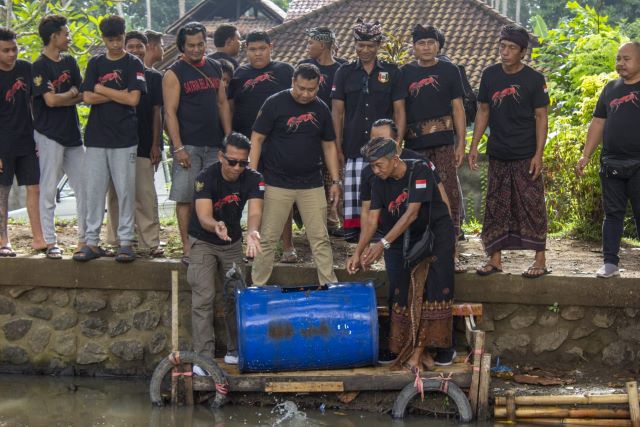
[236,282,378,372]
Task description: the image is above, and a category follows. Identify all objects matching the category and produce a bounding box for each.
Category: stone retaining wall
[478,304,640,367]
[0,286,193,376]
[1,259,638,375]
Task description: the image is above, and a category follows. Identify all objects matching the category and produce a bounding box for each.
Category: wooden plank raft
[192,359,473,393]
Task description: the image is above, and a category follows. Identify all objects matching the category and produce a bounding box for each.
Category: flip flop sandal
[0,246,16,257]
[455,261,467,274]
[522,266,551,279]
[280,249,298,264]
[149,247,165,258]
[115,246,136,263]
[476,263,503,276]
[181,255,190,266]
[45,246,63,260]
[72,246,102,262]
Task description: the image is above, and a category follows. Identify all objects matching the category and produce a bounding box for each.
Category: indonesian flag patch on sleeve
[258,181,265,191]
[415,179,427,189]
[136,72,146,82]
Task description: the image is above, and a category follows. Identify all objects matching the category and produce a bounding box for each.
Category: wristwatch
[331,180,343,186]
[380,238,391,249]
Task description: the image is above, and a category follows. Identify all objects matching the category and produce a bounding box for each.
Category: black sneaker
[328,228,345,238]
[378,350,398,365]
[434,349,457,366]
[344,229,360,244]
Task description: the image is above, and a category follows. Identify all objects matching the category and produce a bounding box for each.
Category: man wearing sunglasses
[332,18,406,243]
[187,132,263,367]
[249,63,341,287]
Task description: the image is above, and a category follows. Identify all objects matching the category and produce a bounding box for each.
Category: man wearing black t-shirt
[0,27,46,257]
[468,25,550,278]
[401,25,466,271]
[208,24,240,70]
[106,31,164,257]
[250,64,341,286]
[164,22,232,263]
[188,132,263,366]
[32,15,85,260]
[75,16,147,263]
[299,27,347,235]
[577,42,640,278]
[332,19,406,243]
[228,31,297,261]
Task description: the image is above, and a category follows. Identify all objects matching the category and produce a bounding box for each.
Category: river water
[0,374,524,427]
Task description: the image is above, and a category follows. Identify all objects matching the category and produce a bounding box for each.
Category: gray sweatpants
[84,146,137,247]
[35,130,86,244]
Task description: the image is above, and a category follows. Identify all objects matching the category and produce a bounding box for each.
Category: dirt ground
[5,221,640,277]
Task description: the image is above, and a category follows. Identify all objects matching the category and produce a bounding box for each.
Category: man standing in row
[106,31,164,257]
[300,26,346,236]
[577,42,640,278]
[250,64,341,286]
[75,15,146,262]
[0,28,46,257]
[164,22,232,265]
[32,15,85,260]
[468,25,550,278]
[208,24,240,70]
[144,30,164,69]
[401,25,466,272]
[332,19,406,243]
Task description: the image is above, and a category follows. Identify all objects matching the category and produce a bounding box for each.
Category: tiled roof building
[158,0,285,69]
[273,0,531,88]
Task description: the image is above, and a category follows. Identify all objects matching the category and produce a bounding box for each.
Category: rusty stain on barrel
[268,321,294,339]
[300,321,330,337]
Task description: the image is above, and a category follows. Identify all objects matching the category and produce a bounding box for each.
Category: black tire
[149,351,228,408]
[391,379,473,422]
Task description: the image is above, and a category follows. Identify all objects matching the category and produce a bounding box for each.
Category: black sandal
[45,246,63,260]
[115,246,136,263]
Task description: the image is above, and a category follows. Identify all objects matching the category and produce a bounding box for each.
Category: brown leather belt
[406,115,453,139]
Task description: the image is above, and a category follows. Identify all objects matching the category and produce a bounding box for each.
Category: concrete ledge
[1,257,638,308]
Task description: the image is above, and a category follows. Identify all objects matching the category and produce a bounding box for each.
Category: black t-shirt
[401,60,464,150]
[188,162,264,245]
[253,90,336,189]
[297,57,347,108]
[168,57,224,148]
[0,59,34,157]
[360,149,441,201]
[477,64,549,160]
[593,78,640,161]
[228,61,294,138]
[332,59,406,159]
[208,51,239,70]
[136,67,163,158]
[81,53,147,148]
[370,160,449,248]
[31,54,82,147]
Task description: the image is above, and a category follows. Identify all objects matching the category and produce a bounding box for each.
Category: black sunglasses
[222,153,249,167]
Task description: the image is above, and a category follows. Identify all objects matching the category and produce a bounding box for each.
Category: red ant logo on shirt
[51,71,72,90]
[387,190,408,216]
[491,84,521,107]
[4,78,27,102]
[242,72,276,91]
[98,70,123,86]
[213,194,240,210]
[609,91,639,112]
[408,75,440,96]
[286,112,319,132]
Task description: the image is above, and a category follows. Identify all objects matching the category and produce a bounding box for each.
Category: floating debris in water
[271,400,307,425]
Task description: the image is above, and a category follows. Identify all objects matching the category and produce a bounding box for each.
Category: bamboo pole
[495,406,632,419]
[496,394,637,406]
[627,381,640,427]
[506,390,516,422]
[171,270,179,405]
[513,418,631,426]
[477,353,492,420]
[468,330,484,415]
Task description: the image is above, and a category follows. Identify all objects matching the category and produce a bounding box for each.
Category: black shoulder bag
[402,161,435,269]
[601,157,640,179]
